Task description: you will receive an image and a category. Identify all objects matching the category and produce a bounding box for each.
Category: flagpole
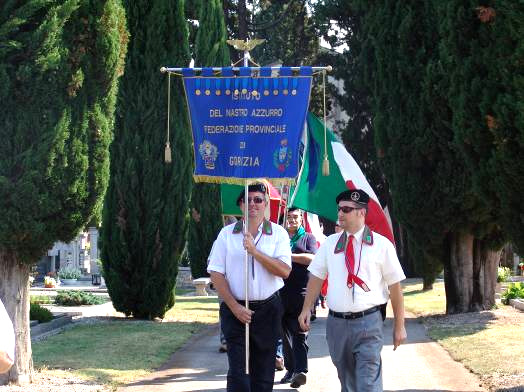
[288,120,309,208]
[276,185,284,226]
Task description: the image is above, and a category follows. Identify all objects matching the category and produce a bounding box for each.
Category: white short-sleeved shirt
[207,220,291,301]
[308,226,405,312]
[0,299,15,362]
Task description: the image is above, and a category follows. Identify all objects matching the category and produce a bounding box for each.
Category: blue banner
[182,67,312,184]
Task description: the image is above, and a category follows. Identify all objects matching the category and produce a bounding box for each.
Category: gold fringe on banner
[193,175,295,187]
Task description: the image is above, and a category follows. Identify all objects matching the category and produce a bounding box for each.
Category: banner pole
[243,48,250,376]
[244,180,250,375]
[160,65,332,73]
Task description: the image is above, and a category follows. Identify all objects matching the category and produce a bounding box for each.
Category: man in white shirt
[208,182,291,392]
[0,298,15,374]
[298,189,407,392]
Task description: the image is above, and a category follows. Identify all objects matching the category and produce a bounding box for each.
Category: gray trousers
[326,310,383,392]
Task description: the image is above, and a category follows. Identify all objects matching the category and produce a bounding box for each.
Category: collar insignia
[232,220,243,234]
[362,226,374,245]
[334,232,346,254]
[262,220,273,235]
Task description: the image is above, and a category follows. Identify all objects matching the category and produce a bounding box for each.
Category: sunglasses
[242,196,265,204]
[337,206,363,214]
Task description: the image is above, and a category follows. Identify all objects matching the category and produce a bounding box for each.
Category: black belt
[329,306,381,320]
[237,292,278,308]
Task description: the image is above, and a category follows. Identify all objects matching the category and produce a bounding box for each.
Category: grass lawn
[32,295,219,388]
[403,279,446,316]
[402,280,524,390]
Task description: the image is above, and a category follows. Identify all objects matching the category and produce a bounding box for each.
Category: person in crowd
[216,216,239,354]
[298,189,407,392]
[279,208,317,388]
[208,183,291,392]
[0,298,15,374]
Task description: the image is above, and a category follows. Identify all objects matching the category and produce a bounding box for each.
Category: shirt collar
[232,219,273,235]
[346,226,365,243]
[335,225,373,254]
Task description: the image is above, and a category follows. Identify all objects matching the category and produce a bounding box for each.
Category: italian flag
[290,113,395,245]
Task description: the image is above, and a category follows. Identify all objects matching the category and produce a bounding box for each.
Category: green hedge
[54,291,106,306]
[30,303,53,323]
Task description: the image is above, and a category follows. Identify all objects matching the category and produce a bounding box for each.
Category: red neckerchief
[334,226,373,292]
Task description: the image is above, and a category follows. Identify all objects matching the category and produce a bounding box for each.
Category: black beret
[236,183,267,206]
[336,189,370,206]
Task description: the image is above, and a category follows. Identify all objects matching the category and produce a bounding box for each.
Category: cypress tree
[487,3,524,253]
[337,0,507,311]
[313,1,418,279]
[100,0,191,318]
[436,1,523,309]
[0,1,128,384]
[188,0,230,279]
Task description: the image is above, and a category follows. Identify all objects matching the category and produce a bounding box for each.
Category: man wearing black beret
[298,188,407,392]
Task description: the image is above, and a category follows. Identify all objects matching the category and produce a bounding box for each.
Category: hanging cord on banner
[276,184,284,226]
[321,70,329,176]
[165,73,172,163]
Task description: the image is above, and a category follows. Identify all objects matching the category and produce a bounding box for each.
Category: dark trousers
[220,294,282,392]
[281,293,308,374]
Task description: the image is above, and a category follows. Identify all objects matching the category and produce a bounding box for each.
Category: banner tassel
[165,73,172,163]
[322,156,330,176]
[165,142,172,163]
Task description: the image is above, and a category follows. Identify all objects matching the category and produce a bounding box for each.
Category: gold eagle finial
[226,38,266,52]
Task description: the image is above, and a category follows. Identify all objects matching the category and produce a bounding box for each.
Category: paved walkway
[118,306,485,392]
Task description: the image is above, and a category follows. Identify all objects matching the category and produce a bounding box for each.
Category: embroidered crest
[350,191,360,202]
[273,138,292,172]
[198,140,218,170]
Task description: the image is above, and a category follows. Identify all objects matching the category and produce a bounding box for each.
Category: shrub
[30,303,53,323]
[501,282,524,305]
[497,266,512,283]
[54,290,106,306]
[30,295,52,305]
[58,266,82,280]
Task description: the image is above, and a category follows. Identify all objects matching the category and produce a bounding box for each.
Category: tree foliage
[100,0,191,319]
[437,2,524,252]
[0,0,128,384]
[188,0,229,279]
[315,1,522,312]
[0,0,128,263]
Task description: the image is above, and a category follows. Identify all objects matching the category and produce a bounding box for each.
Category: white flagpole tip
[326,65,333,72]
[160,67,167,73]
